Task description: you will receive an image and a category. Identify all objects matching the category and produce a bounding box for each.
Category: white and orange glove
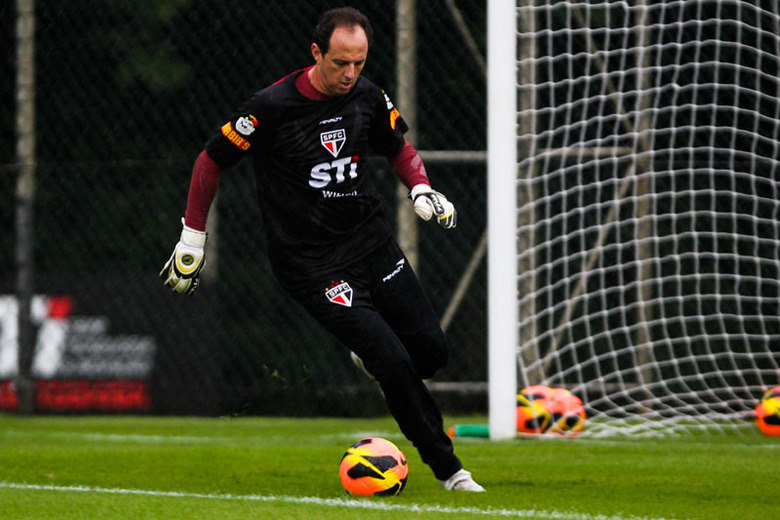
[159,220,207,295]
[410,184,457,229]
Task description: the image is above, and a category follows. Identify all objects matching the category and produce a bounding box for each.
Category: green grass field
[0,414,775,519]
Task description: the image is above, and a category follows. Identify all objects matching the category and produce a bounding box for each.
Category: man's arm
[389,140,429,189]
[184,150,222,231]
[159,150,222,295]
[389,140,457,229]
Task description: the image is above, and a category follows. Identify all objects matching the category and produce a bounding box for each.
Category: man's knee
[402,328,449,379]
[356,343,416,387]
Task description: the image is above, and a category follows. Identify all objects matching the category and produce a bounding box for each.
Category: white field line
[0,482,679,520]
[2,430,233,444]
[2,429,404,445]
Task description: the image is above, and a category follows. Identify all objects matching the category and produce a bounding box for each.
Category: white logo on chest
[309,156,359,189]
[320,129,346,157]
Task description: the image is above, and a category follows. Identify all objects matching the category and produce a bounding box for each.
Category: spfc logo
[321,129,346,158]
[325,280,353,307]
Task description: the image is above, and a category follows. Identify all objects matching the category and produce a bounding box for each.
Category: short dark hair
[312,7,373,55]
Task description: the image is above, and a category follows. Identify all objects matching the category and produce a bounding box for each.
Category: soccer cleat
[350,351,377,382]
[439,469,486,492]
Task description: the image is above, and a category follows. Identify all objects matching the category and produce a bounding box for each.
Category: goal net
[492,0,780,437]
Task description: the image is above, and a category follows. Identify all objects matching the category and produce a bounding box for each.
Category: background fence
[1,0,488,415]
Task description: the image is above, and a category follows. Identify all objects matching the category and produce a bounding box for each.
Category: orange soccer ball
[516,385,557,434]
[547,387,587,436]
[755,386,780,437]
[516,385,586,436]
[516,392,551,434]
[338,437,408,496]
[521,384,556,404]
[760,386,780,402]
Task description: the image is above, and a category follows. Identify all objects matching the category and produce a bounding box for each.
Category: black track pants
[278,239,462,481]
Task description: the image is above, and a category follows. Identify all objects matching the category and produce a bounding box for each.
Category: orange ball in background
[755,387,780,437]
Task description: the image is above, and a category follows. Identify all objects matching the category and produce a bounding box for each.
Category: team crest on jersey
[321,129,346,158]
[235,115,258,136]
[325,280,353,307]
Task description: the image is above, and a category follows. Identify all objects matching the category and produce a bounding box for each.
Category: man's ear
[311,42,322,63]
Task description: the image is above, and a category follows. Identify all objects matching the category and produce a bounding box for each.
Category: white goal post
[487,0,519,440]
[488,0,780,437]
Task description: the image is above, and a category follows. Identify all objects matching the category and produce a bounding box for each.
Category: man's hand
[410,184,457,229]
[159,222,207,295]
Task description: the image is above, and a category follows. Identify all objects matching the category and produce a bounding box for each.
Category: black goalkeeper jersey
[205,69,410,280]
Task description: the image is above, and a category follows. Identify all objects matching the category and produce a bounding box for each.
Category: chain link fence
[1,0,487,415]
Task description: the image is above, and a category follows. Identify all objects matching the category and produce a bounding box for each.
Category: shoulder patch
[221,122,252,151]
[235,115,258,136]
[389,108,400,129]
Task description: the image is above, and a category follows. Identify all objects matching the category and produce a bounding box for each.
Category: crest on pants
[325,280,353,307]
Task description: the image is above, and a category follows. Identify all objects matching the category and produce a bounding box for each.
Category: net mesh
[517,0,779,436]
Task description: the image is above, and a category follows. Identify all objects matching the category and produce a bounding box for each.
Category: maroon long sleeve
[184,150,221,231]
[389,141,430,190]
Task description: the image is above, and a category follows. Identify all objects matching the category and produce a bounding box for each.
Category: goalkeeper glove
[159,220,207,296]
[410,184,457,229]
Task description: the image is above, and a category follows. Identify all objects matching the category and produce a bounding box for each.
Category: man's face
[311,25,368,96]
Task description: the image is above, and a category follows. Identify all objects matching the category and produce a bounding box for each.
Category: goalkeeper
[160,7,484,492]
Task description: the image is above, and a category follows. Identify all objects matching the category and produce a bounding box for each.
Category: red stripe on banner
[47,295,73,319]
[0,380,18,410]
[0,380,151,412]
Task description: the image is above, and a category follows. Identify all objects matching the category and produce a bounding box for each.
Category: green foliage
[112,0,195,91]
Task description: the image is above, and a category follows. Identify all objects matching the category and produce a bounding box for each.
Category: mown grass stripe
[2,429,404,445]
[0,482,676,520]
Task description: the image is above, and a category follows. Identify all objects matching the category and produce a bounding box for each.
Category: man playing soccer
[160,7,484,492]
